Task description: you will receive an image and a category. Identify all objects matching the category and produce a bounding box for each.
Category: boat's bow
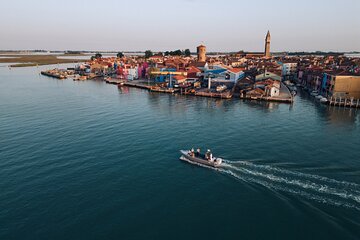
[180,150,189,156]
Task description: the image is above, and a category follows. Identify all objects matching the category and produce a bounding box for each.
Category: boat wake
[181,156,360,211]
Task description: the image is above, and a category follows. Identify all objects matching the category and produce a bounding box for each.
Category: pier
[194,90,232,99]
[239,95,293,103]
[149,86,179,93]
[104,78,126,85]
[328,97,360,108]
[123,81,152,90]
[41,70,69,79]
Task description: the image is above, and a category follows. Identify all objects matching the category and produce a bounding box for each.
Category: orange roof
[187,66,202,73]
[173,75,187,80]
[228,68,244,73]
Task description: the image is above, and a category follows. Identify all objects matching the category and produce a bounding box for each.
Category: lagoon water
[1,64,360,240]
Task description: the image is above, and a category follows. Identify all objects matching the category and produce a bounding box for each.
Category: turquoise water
[1,64,360,240]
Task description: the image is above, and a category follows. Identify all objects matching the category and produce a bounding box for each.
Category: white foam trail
[222,168,360,210]
[181,157,360,211]
[224,164,360,204]
[224,160,360,190]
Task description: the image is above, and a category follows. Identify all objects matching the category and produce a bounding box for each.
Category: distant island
[1,49,359,68]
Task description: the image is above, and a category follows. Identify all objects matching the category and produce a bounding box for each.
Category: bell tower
[265,31,271,58]
[197,44,206,62]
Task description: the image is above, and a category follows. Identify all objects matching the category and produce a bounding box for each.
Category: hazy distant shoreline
[1,50,359,68]
[0,54,86,67]
[1,50,359,55]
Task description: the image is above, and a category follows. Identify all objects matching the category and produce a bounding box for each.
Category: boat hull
[180,150,221,168]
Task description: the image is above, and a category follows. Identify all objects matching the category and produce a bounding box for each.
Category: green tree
[184,49,191,57]
[145,50,153,59]
[95,52,102,59]
[168,50,181,56]
[117,52,124,58]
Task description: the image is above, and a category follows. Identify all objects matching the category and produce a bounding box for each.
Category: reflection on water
[117,86,360,127]
[326,106,358,126]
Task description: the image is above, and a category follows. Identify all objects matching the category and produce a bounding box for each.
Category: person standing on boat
[206,149,212,161]
[196,148,201,157]
[190,148,195,157]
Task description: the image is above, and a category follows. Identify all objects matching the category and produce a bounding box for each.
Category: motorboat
[180,149,223,168]
[216,85,227,92]
[310,90,319,96]
[320,97,328,104]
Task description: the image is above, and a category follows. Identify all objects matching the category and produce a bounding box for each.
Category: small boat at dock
[180,149,223,168]
[320,97,328,104]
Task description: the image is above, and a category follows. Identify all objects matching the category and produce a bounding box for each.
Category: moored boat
[180,149,222,168]
[310,90,319,96]
[320,97,328,104]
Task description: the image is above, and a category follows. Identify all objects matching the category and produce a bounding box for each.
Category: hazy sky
[1,0,359,52]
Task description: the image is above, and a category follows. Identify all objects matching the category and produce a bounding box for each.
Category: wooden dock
[41,70,67,79]
[194,90,232,99]
[104,78,126,85]
[123,81,152,90]
[328,97,360,108]
[149,86,179,93]
[239,96,293,103]
[117,80,295,103]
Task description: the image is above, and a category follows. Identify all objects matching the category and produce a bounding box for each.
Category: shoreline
[0,54,87,67]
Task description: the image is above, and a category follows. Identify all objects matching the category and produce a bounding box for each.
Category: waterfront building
[173,75,187,85]
[265,30,271,58]
[264,80,281,97]
[126,67,138,80]
[226,68,245,82]
[299,67,323,91]
[322,72,360,99]
[186,66,202,80]
[90,62,109,74]
[282,61,298,81]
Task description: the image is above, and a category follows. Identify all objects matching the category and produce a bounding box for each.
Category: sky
[0,0,359,52]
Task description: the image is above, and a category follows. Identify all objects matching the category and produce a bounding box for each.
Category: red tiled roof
[173,75,187,80]
[228,68,245,73]
[187,66,202,73]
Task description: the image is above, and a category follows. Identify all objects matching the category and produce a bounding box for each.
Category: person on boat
[205,149,210,160]
[206,149,213,161]
[190,148,195,157]
[196,148,201,157]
